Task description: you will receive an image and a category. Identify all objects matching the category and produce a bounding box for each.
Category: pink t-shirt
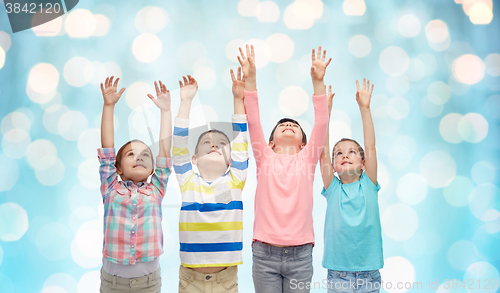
[244,90,328,246]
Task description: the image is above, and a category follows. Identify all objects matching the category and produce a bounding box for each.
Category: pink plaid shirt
[98,148,171,265]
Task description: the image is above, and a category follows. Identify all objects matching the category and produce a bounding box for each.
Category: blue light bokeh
[0,1,499,292]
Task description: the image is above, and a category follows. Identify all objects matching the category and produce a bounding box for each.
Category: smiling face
[269,119,307,152]
[332,140,365,177]
[193,131,231,169]
[116,141,154,184]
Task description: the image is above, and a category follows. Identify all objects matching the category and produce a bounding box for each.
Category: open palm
[231,67,245,100]
[148,80,171,111]
[356,78,374,109]
[101,76,125,106]
[179,75,198,101]
[237,44,256,79]
[311,46,332,81]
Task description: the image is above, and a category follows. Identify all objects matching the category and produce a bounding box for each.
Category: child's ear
[299,143,306,150]
[268,141,275,149]
[361,159,366,170]
[192,155,198,166]
[116,167,123,175]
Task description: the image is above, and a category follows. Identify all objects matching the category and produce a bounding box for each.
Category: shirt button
[285,249,288,253]
[133,203,137,206]
[132,231,135,234]
[206,275,211,280]
[131,280,137,284]
[132,217,136,220]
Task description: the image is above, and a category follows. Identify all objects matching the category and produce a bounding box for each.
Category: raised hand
[147,80,171,111]
[356,78,374,109]
[231,67,245,100]
[311,46,332,82]
[327,85,335,114]
[100,76,125,106]
[237,44,256,80]
[179,75,198,102]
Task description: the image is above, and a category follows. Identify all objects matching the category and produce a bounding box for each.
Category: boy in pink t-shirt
[238,45,330,293]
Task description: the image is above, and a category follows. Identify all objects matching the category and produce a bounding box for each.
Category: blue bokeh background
[0,0,499,292]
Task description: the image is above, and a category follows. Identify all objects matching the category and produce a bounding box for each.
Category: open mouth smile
[282,128,295,133]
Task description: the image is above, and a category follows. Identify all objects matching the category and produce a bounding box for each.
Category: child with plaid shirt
[97,76,172,293]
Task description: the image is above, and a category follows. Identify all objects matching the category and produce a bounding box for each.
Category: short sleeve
[321,176,341,200]
[361,172,380,191]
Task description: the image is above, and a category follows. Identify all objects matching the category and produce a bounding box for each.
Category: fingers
[187,75,196,85]
[118,88,125,96]
[105,77,109,88]
[246,44,250,60]
[113,77,120,88]
[328,85,332,96]
[251,44,255,58]
[161,82,168,93]
[322,50,326,62]
[237,67,242,80]
[325,58,332,68]
[154,81,160,96]
[230,69,236,82]
[147,94,155,100]
[367,80,370,91]
[312,48,316,61]
[179,80,183,88]
[239,47,246,60]
[109,76,114,87]
[183,76,188,86]
[100,83,104,92]
[356,80,360,91]
[370,84,374,94]
[317,46,321,61]
[363,78,366,90]
[237,56,243,66]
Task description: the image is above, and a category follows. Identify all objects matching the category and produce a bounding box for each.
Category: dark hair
[332,138,365,160]
[115,139,154,168]
[268,118,307,144]
[195,129,230,154]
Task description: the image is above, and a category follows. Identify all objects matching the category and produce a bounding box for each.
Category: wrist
[103,104,115,108]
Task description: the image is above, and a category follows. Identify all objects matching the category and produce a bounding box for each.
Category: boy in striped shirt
[173,72,248,293]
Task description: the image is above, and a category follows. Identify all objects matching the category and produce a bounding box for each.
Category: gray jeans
[252,241,313,293]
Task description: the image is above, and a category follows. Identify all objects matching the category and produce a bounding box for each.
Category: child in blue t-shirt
[319,79,383,293]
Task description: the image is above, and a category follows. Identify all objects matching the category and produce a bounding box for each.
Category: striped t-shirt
[172,115,248,268]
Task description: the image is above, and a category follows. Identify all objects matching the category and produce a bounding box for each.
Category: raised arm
[356,78,377,185]
[302,46,331,161]
[147,80,171,158]
[311,46,331,96]
[229,67,249,185]
[172,76,198,187]
[238,44,267,165]
[100,76,125,148]
[320,85,335,189]
[231,67,246,115]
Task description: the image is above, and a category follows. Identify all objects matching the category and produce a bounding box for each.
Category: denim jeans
[326,270,381,293]
[252,241,313,293]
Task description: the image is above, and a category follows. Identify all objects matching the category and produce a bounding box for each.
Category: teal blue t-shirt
[321,172,384,271]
